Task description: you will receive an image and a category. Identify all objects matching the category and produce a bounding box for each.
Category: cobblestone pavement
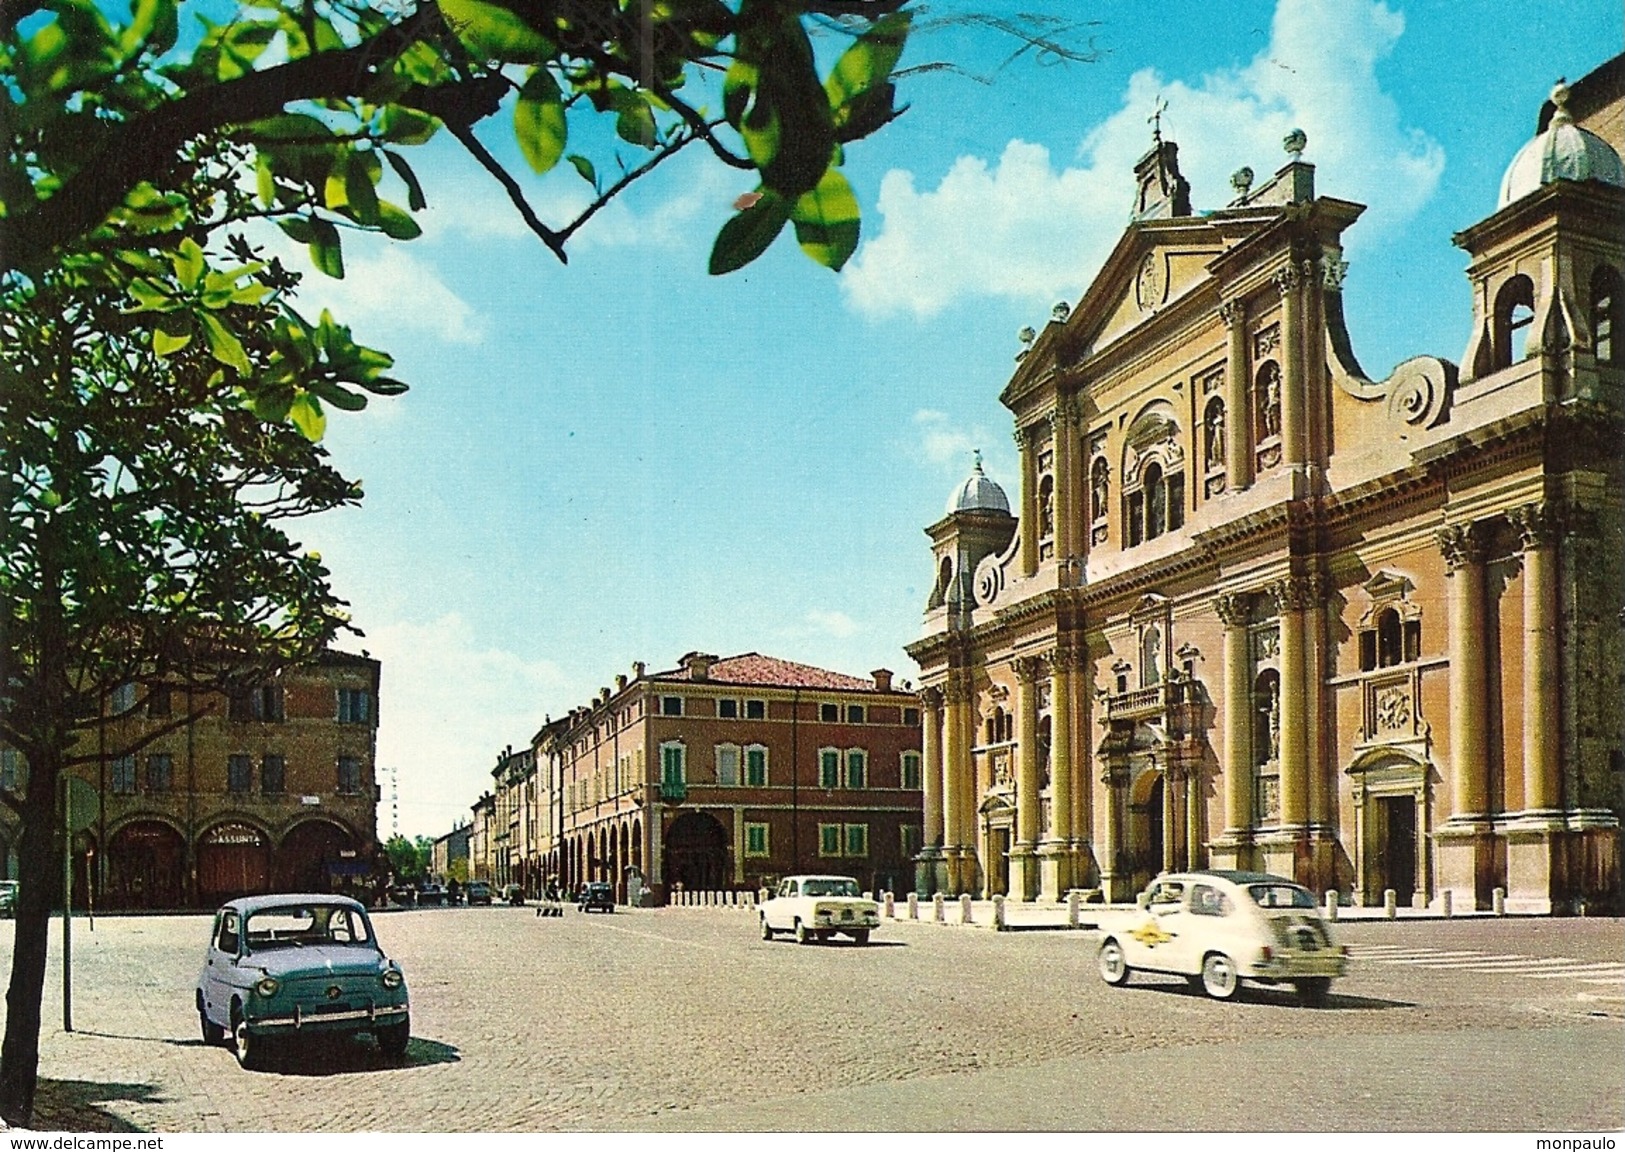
[1,907,1620,1132]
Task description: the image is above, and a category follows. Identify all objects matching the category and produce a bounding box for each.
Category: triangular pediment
[1068,220,1226,354]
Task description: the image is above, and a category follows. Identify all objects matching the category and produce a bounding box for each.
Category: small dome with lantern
[945,451,1010,516]
[1498,79,1625,208]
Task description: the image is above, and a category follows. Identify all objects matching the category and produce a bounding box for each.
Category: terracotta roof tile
[661,652,878,692]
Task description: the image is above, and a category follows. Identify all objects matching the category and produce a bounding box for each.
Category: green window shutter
[820,750,839,789]
[846,750,865,789]
[844,823,867,857]
[820,824,840,856]
[746,748,766,786]
[662,745,684,784]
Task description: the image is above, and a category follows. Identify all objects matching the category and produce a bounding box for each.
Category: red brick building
[0,650,382,909]
[535,652,924,903]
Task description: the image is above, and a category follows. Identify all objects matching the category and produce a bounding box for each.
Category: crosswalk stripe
[1526,965,1625,979]
[1365,951,1486,961]
[1578,976,1625,986]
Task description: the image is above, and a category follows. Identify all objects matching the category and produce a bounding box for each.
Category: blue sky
[275,0,1621,840]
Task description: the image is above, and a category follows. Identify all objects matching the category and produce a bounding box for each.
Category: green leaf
[171,237,206,290]
[376,201,421,240]
[198,312,251,373]
[382,150,427,211]
[708,189,791,276]
[615,95,657,148]
[514,68,566,174]
[121,0,177,56]
[152,316,192,356]
[277,216,316,244]
[379,105,439,145]
[439,0,555,63]
[566,154,597,189]
[125,277,173,312]
[363,376,410,396]
[342,150,380,225]
[824,11,910,124]
[307,218,344,279]
[255,151,276,206]
[288,392,327,441]
[791,167,861,271]
[308,379,369,412]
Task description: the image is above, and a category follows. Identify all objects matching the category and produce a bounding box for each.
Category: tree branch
[445,122,569,264]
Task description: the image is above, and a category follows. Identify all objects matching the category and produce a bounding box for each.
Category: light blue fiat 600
[196,894,409,1068]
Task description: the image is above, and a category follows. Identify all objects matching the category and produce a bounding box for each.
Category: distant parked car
[416,884,445,907]
[502,884,526,906]
[195,894,409,1069]
[759,875,878,945]
[465,881,493,906]
[1096,870,1347,1005]
[577,882,614,913]
[0,880,18,918]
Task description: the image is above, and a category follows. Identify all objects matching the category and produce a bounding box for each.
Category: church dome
[1498,79,1625,209]
[946,451,1010,515]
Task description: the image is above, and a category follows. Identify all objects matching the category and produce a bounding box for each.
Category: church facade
[906,58,1625,914]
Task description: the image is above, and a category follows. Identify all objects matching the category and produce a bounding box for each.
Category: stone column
[1436,522,1490,911]
[1050,405,1074,563]
[1041,642,1074,900]
[1304,573,1334,888]
[1185,755,1203,870]
[918,686,946,895]
[942,672,965,893]
[1072,641,1094,886]
[1161,760,1178,873]
[1213,592,1253,869]
[1096,735,1126,902]
[1016,424,1037,577]
[1273,577,1309,831]
[1012,656,1041,900]
[1505,503,1564,913]
[1220,299,1253,489]
[1275,265,1307,469]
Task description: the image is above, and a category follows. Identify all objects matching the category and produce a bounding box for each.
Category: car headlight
[381,968,404,989]
[255,976,280,998]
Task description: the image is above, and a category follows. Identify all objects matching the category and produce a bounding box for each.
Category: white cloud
[843,0,1443,320]
[805,609,861,639]
[301,245,486,345]
[915,409,991,471]
[341,615,569,839]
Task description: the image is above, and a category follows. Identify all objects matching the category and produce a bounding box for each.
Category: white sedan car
[759,875,879,945]
[1096,870,1347,1005]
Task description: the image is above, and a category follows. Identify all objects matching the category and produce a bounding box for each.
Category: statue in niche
[1039,480,1054,539]
[1268,690,1281,760]
[1206,404,1226,469]
[1257,368,1282,439]
[1091,460,1109,522]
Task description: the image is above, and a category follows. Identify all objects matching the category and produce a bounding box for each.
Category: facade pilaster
[1049,405,1074,563]
[1220,299,1253,489]
[916,686,946,895]
[1016,425,1037,577]
[941,671,967,894]
[1275,265,1308,469]
[1436,521,1493,910]
[1211,591,1254,871]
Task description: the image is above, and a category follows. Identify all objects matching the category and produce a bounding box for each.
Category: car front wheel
[1201,952,1240,1000]
[794,919,811,945]
[760,915,774,940]
[377,1015,410,1058]
[1296,977,1331,1008]
[232,1007,266,1070]
[1098,938,1131,986]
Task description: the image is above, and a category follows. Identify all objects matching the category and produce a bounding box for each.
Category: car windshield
[243,904,373,951]
[1245,883,1317,910]
[801,879,861,897]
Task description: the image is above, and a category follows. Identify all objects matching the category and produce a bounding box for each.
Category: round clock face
[1136,252,1166,311]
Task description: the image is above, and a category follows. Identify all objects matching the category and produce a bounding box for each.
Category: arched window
[931,555,953,608]
[1376,608,1403,668]
[1494,274,1536,368]
[1593,264,1622,366]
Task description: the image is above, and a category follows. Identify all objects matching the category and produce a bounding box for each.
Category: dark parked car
[502,884,526,906]
[578,882,614,913]
[465,881,493,906]
[195,894,409,1069]
[417,884,446,906]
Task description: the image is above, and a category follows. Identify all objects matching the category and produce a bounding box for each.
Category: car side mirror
[1136,893,1151,910]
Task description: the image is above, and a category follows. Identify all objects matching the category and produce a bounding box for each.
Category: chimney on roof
[872,668,893,693]
[599,687,610,705]
[632,661,646,679]
[614,674,627,692]
[681,651,717,681]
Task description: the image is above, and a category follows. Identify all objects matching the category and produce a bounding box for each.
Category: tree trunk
[0,742,64,1127]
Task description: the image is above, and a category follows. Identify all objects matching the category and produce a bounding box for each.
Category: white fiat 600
[759,875,879,945]
[1096,870,1347,1005]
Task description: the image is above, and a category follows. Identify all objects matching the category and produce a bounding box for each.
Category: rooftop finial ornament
[1550,77,1572,124]
[1018,326,1036,347]
[972,448,985,474]
[1052,301,1071,323]
[1148,95,1168,143]
[1283,128,1308,158]
[1230,167,1254,197]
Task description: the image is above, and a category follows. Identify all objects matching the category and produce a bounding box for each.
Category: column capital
[1013,424,1033,451]
[1214,591,1252,627]
[918,685,944,711]
[1273,264,1301,295]
[1219,298,1246,329]
[1268,575,1318,614]
[1509,501,1562,551]
[1437,521,1487,571]
[945,667,977,704]
[1322,257,1349,291]
[1015,654,1049,684]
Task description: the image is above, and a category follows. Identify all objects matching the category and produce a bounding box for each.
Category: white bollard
[1067,890,1081,929]
[759,888,769,905]
[960,893,974,924]
[1493,887,1506,916]
[884,891,895,919]
[1384,889,1398,918]
[1324,890,1339,922]
[992,894,1006,930]
[933,893,945,922]
[907,892,919,920]
[1441,890,1453,918]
